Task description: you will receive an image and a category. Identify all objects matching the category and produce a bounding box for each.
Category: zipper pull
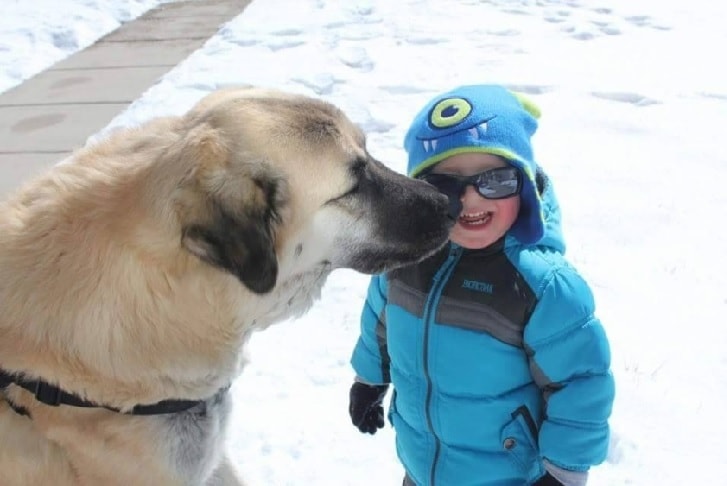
[432,244,461,284]
[448,243,462,258]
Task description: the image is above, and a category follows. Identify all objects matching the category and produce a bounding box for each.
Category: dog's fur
[0,86,452,485]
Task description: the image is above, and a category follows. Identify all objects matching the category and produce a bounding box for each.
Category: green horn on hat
[509,91,542,120]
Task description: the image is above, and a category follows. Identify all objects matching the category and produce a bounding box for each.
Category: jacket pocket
[500,406,539,472]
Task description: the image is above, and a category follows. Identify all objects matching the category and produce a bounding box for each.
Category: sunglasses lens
[476,167,521,199]
[420,167,521,203]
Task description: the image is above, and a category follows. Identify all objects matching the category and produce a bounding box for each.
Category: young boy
[348,85,615,486]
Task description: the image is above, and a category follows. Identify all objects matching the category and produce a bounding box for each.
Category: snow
[0,0,172,95]
[2,0,727,484]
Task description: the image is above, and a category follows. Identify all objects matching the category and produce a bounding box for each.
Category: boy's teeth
[459,211,492,226]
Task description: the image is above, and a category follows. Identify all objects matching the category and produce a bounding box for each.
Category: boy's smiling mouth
[459,210,493,227]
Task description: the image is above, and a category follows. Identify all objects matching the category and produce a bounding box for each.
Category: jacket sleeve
[350,275,391,385]
[524,264,615,472]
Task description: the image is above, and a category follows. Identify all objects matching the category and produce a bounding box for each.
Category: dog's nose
[423,190,456,229]
[446,197,461,223]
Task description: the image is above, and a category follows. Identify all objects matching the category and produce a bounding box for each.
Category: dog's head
[168,87,453,294]
[0,86,456,408]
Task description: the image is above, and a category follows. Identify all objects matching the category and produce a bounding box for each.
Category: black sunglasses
[418,166,522,200]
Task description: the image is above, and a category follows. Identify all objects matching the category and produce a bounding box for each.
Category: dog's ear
[173,118,283,294]
[182,198,279,294]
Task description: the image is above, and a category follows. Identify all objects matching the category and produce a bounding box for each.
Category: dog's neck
[245,261,333,333]
[0,369,230,417]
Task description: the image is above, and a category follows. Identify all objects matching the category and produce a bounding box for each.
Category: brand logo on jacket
[462,279,494,294]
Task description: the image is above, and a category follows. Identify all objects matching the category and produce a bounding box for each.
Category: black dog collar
[0,369,228,416]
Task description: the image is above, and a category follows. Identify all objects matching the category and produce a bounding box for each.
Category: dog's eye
[326,182,360,205]
[326,158,366,204]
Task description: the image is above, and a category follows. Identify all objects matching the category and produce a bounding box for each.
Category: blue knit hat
[404,84,544,244]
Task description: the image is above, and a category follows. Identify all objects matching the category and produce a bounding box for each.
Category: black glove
[533,472,564,486]
[348,381,389,434]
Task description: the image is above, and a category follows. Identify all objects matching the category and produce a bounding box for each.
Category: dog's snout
[437,191,458,228]
[431,188,460,224]
[412,178,455,226]
[366,162,454,240]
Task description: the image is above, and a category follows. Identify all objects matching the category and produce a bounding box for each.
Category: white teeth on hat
[422,121,488,152]
[422,139,439,152]
[469,122,488,139]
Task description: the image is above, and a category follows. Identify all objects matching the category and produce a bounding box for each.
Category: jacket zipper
[422,244,462,486]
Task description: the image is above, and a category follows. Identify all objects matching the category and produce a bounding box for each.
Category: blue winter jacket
[350,180,615,486]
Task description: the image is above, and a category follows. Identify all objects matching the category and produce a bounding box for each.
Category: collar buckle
[34,380,63,406]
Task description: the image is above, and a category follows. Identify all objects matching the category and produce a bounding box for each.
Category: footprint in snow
[404,37,449,46]
[599,25,622,36]
[591,91,660,106]
[504,84,554,95]
[571,30,596,40]
[624,15,651,27]
[228,37,259,47]
[337,46,374,72]
[380,85,428,95]
[606,432,636,465]
[699,92,727,101]
[358,116,396,134]
[501,8,530,15]
[270,28,305,36]
[486,28,520,37]
[350,4,374,16]
[291,73,337,96]
[266,39,306,52]
[52,28,79,50]
[544,15,567,23]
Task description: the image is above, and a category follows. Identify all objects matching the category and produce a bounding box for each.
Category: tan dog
[0,86,452,485]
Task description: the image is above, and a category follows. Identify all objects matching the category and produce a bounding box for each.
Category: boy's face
[430,152,520,250]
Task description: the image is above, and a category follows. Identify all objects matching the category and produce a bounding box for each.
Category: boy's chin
[450,225,504,250]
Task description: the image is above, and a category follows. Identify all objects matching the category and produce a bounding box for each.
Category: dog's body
[0,87,452,485]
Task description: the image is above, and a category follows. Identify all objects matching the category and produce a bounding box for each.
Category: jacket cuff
[543,459,589,486]
[354,375,387,386]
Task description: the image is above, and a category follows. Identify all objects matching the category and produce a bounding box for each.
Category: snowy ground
[0,0,170,94]
[2,0,727,485]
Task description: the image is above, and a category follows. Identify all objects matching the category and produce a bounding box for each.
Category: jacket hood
[506,168,565,253]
